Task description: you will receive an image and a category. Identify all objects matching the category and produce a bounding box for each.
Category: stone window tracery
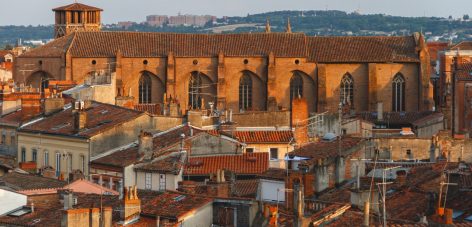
[139,72,152,104]
[239,73,252,111]
[340,74,354,107]
[392,73,405,112]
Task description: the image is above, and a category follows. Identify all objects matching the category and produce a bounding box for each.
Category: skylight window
[174,195,186,202]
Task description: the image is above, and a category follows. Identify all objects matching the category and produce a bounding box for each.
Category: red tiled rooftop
[20,31,421,64]
[450,41,472,51]
[289,137,363,163]
[308,36,420,63]
[138,190,213,219]
[221,130,294,144]
[134,152,184,174]
[184,152,269,176]
[52,3,102,11]
[0,171,67,191]
[0,108,41,127]
[20,101,145,138]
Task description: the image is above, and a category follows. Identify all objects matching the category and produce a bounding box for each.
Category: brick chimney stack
[292,97,309,145]
[44,96,64,115]
[73,101,87,132]
[138,131,153,160]
[121,186,141,225]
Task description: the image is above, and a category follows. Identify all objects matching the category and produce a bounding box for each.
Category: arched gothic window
[189,72,203,109]
[340,74,354,107]
[239,73,252,111]
[392,74,405,112]
[290,73,303,105]
[139,73,152,104]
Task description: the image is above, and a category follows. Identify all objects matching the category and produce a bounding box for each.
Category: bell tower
[52,2,103,39]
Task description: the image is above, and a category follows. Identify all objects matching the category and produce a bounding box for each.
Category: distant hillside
[2,10,471,48]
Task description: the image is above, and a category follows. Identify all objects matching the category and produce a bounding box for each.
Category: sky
[1,0,471,26]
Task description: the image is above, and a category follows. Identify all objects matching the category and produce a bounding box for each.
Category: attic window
[243,59,249,64]
[38,60,43,65]
[92,60,97,65]
[7,207,32,217]
[295,59,300,65]
[192,60,198,65]
[143,60,148,65]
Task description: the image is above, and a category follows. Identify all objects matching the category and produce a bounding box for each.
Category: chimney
[138,131,153,160]
[73,102,87,132]
[297,186,305,218]
[292,98,309,145]
[377,102,383,121]
[363,201,370,227]
[178,181,197,194]
[44,97,64,115]
[121,186,141,225]
[64,192,75,210]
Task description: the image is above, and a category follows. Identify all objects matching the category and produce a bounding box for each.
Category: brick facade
[14,30,433,116]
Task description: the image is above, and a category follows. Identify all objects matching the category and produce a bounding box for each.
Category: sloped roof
[52,3,102,11]
[63,179,119,195]
[19,31,421,63]
[0,171,67,191]
[21,34,74,58]
[450,41,472,51]
[138,190,213,219]
[19,101,145,138]
[220,130,293,144]
[184,152,269,175]
[134,152,184,174]
[308,36,420,63]
[289,137,363,165]
[68,32,307,58]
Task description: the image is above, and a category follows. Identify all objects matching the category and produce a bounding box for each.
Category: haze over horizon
[0,0,471,26]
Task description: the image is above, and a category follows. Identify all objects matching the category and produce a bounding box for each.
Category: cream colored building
[17,100,154,180]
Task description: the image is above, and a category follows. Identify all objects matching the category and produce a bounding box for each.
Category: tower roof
[52,3,102,12]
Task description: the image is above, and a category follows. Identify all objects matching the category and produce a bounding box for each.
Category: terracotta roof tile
[92,147,141,168]
[20,101,144,138]
[221,130,293,144]
[289,137,363,163]
[52,3,102,11]
[69,32,307,58]
[134,152,184,174]
[0,108,41,127]
[92,125,199,168]
[308,36,420,63]
[0,171,67,191]
[21,32,421,64]
[138,190,213,219]
[232,179,259,198]
[21,34,74,58]
[451,41,472,51]
[184,152,269,175]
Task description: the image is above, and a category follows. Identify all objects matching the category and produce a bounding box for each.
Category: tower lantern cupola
[53,2,103,38]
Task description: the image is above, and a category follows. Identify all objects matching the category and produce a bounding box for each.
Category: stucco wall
[17,133,89,175]
[90,114,154,157]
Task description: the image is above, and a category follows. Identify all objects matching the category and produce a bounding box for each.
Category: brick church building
[13,3,433,116]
